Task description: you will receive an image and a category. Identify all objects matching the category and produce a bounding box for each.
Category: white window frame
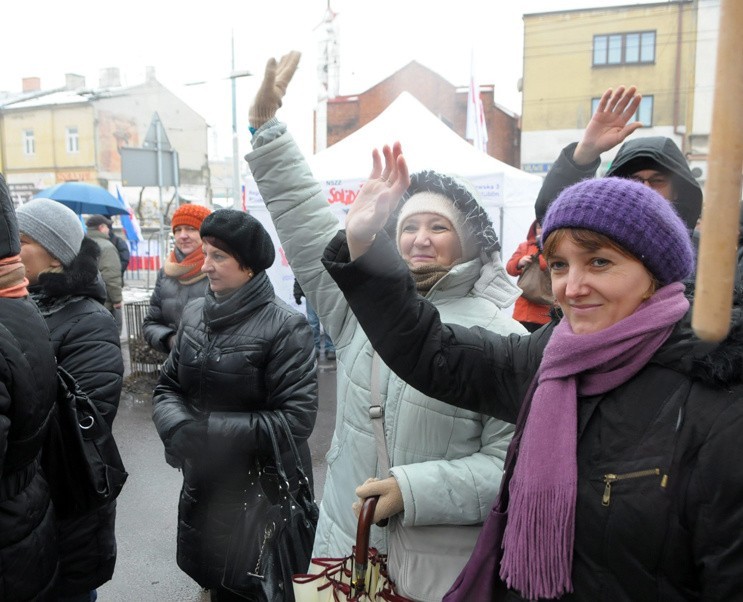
[23,129,35,155]
[592,95,653,127]
[66,126,80,154]
[593,31,656,66]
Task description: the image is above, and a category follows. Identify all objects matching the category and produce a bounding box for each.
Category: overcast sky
[1,0,659,158]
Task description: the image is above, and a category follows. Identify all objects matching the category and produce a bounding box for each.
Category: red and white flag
[466,51,488,153]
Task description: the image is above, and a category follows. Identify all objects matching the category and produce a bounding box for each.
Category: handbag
[222,411,319,601]
[516,253,553,306]
[292,496,411,601]
[368,354,481,602]
[41,365,128,519]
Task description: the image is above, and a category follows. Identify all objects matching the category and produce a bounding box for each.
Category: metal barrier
[124,300,168,375]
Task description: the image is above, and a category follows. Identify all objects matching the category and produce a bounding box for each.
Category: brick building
[324,61,521,168]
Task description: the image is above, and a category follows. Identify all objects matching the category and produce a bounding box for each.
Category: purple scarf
[499,282,690,599]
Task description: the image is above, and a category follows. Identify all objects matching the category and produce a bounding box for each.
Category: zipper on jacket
[602,468,663,507]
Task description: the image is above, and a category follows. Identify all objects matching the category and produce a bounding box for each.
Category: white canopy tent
[245,92,543,308]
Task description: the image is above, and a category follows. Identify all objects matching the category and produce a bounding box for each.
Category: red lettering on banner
[327,186,359,206]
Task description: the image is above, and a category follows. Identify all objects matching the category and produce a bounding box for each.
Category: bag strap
[272,411,313,492]
[369,352,391,476]
[257,413,292,492]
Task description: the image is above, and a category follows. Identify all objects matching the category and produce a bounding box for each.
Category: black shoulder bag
[41,366,128,519]
[222,411,319,601]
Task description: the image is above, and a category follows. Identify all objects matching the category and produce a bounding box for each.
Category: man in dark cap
[105,217,131,283]
[86,214,123,331]
[534,86,703,239]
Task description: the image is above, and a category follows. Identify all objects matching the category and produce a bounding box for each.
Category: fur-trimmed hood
[35,237,107,303]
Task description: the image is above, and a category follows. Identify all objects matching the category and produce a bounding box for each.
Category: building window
[593,31,655,66]
[23,130,35,155]
[66,127,80,153]
[592,95,653,126]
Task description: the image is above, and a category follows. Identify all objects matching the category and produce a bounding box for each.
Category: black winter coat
[325,232,743,601]
[152,271,318,589]
[32,236,124,595]
[0,297,59,601]
[143,268,209,353]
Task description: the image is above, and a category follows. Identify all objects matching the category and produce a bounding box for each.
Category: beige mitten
[353,476,404,523]
[248,50,301,129]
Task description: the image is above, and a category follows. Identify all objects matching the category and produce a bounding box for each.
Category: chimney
[65,73,86,90]
[145,66,157,83]
[22,77,41,92]
[99,67,121,88]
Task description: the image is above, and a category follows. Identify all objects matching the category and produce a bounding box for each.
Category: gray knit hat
[542,177,694,285]
[16,198,84,267]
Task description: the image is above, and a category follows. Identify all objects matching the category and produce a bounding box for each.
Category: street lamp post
[230,32,242,209]
[185,32,251,209]
[227,65,252,208]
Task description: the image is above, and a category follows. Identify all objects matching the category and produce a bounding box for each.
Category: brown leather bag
[516,254,553,306]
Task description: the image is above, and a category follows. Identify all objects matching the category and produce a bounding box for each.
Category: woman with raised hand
[245,52,525,599]
[324,146,743,600]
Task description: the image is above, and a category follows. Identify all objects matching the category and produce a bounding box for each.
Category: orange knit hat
[171,204,212,232]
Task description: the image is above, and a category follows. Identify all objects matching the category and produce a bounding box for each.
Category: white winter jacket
[246,120,527,557]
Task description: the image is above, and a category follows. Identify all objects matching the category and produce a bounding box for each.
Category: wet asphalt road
[97,354,337,601]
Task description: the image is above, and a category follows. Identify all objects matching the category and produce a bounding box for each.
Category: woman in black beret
[152,209,318,601]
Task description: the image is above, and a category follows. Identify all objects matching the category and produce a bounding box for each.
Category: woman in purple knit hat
[322,144,743,601]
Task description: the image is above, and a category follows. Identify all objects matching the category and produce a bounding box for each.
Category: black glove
[167,420,208,460]
[294,293,302,305]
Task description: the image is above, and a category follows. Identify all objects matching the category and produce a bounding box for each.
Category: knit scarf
[409,264,450,294]
[499,282,690,600]
[0,255,29,298]
[163,247,206,285]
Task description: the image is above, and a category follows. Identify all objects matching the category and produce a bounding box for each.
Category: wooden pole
[692,0,743,342]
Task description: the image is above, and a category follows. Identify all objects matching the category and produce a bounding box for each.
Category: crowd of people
[1,48,742,602]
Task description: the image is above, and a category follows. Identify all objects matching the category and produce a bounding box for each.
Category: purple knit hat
[541,177,694,285]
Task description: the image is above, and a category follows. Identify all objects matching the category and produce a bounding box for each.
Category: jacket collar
[652,284,743,387]
[427,251,522,309]
[202,270,274,330]
[35,237,106,303]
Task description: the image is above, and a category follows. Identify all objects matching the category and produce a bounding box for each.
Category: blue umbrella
[34,182,129,216]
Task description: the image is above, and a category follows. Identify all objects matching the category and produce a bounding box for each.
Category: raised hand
[346,142,410,259]
[248,51,302,129]
[573,86,644,165]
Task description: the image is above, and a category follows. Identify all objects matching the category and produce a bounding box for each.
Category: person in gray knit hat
[16,194,124,601]
[332,163,743,601]
[16,198,84,275]
[153,206,317,600]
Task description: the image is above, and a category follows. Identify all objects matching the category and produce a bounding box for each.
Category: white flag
[466,51,489,153]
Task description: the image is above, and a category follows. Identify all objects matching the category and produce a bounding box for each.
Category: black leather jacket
[143,268,209,353]
[152,271,318,588]
[32,236,124,595]
[324,232,743,601]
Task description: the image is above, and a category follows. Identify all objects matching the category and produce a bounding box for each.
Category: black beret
[200,209,275,273]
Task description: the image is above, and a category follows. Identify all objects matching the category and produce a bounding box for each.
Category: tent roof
[308,92,541,192]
